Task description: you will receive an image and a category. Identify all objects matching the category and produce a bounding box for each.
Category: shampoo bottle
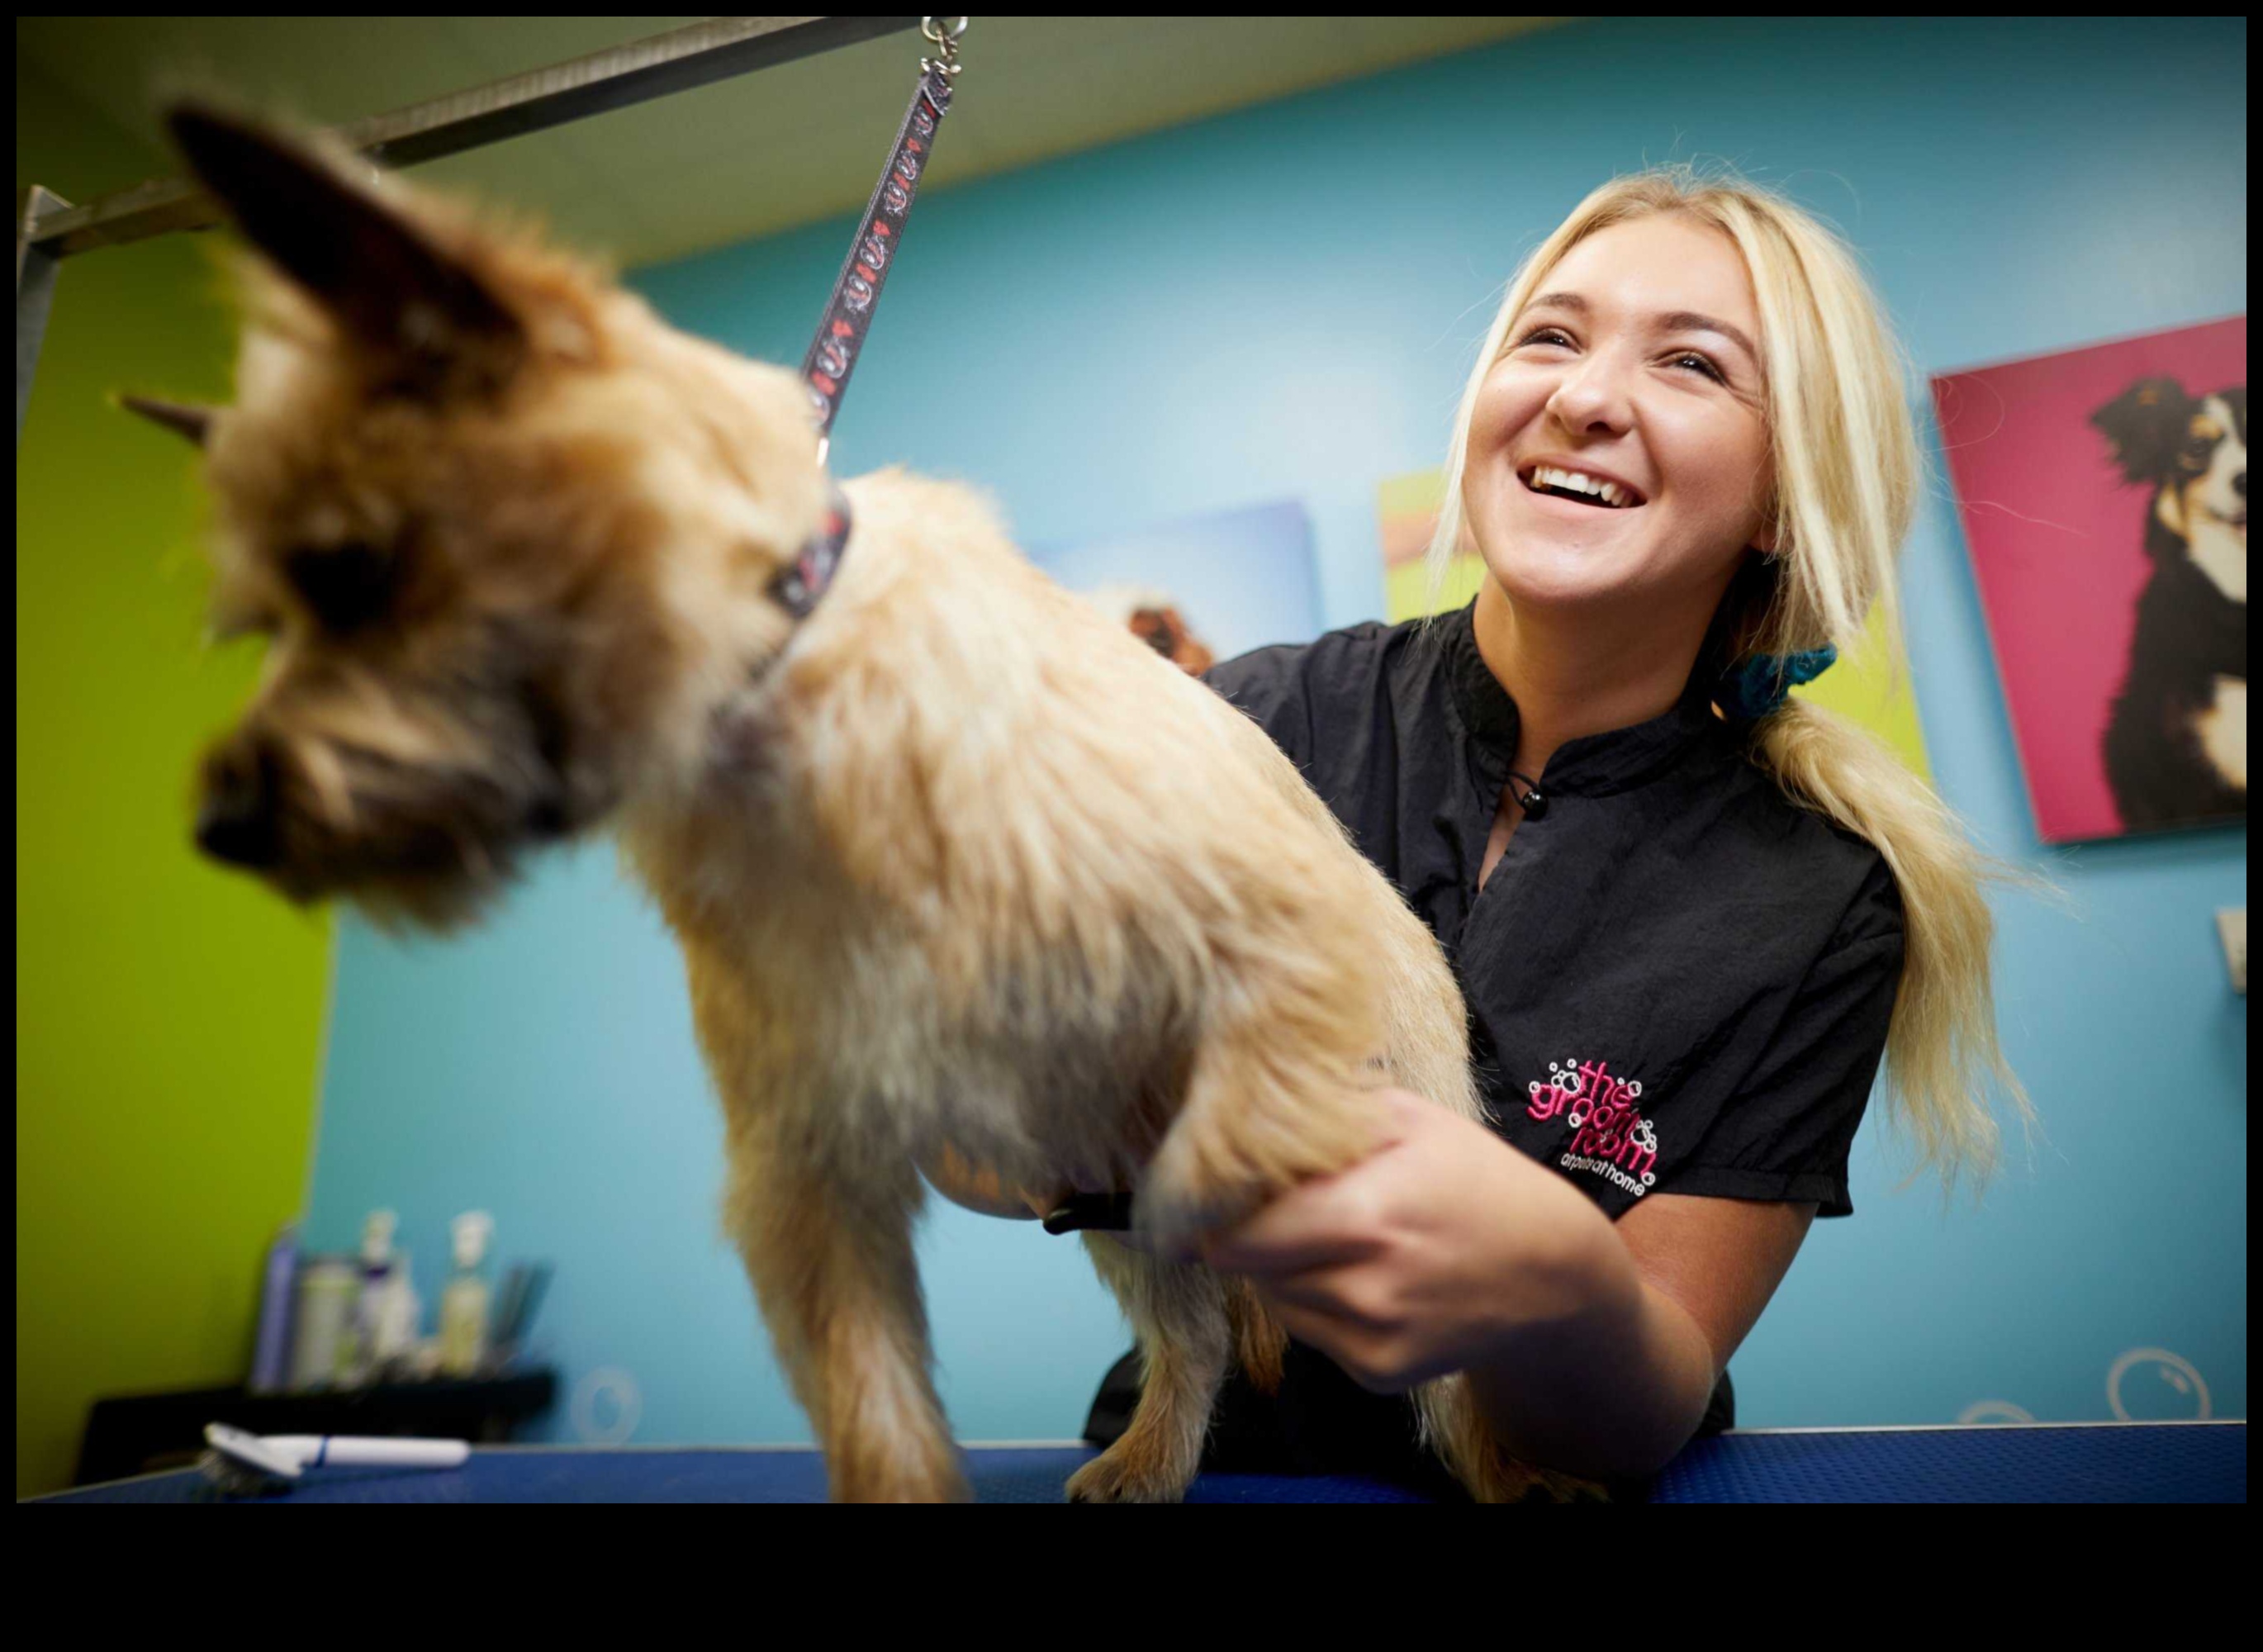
[439,1210,495,1378]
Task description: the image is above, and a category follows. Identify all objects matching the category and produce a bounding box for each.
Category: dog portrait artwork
[2092,377,2246,832]
[121,100,1606,1502]
[1936,321,2246,843]
[1079,584,1220,677]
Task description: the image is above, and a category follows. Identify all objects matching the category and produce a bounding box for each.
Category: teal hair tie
[1719,644,1838,724]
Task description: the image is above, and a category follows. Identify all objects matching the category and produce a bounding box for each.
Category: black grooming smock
[1083,596,1905,1501]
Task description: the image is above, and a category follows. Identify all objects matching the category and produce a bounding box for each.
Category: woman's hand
[1175,1087,1602,1394]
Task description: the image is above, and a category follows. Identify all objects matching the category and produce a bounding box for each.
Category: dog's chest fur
[628,787,1187,1192]
[612,468,1288,1194]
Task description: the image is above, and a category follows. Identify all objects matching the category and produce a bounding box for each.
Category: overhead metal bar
[17,15,923,446]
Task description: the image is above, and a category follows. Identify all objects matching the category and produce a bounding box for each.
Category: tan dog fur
[130,100,1601,1502]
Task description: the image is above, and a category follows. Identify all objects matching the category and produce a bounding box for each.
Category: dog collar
[771,480,852,620]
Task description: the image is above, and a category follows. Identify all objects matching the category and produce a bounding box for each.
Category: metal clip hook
[920,15,968,77]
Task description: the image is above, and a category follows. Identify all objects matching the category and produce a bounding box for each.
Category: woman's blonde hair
[1423,164,2047,1208]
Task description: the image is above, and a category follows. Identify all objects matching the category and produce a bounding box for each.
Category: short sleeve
[1203,643,1318,771]
[1653,855,1905,1218]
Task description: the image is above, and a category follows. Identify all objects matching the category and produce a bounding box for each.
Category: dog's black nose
[196,741,283,869]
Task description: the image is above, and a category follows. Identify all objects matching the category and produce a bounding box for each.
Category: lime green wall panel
[16,62,334,1498]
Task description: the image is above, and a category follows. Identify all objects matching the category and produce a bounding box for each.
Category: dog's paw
[1066,1445,1193,1503]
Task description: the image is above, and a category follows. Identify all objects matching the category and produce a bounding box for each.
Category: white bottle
[343,1208,398,1384]
[289,1257,358,1390]
[376,1251,420,1371]
[439,1210,495,1379]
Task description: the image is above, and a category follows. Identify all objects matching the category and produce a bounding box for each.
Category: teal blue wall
[308,16,2246,1441]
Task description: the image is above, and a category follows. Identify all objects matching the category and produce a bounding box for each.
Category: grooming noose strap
[796,24,1137,1231]
[778,21,965,620]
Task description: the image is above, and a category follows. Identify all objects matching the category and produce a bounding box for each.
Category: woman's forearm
[1464,1196,1717,1483]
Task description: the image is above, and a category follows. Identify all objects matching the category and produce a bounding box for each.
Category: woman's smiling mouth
[1519,462,1650,515]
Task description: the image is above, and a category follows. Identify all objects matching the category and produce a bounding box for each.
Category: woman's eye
[1518,326,1725,384]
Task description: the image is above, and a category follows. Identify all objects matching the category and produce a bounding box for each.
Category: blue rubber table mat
[28,1423,2242,1502]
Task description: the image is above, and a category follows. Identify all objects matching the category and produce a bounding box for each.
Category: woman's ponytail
[1748,700,2044,1205]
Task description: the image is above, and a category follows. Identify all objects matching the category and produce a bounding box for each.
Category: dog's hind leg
[723,1118,969,1502]
[1070,1234,1234,1502]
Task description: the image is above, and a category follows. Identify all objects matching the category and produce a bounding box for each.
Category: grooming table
[28,1422,2243,1502]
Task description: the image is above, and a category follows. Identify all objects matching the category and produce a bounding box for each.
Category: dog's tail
[1225,1276,1288,1395]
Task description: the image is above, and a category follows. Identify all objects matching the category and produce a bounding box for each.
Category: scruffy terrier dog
[126,100,1600,1502]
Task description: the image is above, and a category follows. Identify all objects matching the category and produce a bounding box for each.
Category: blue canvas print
[1026,499,1323,670]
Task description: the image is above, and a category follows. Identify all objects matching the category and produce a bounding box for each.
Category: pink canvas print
[1935,316,2246,843]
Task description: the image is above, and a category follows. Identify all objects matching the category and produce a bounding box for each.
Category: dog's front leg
[723,1118,969,1502]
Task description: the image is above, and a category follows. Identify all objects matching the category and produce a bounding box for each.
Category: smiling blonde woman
[1046,163,2047,1499]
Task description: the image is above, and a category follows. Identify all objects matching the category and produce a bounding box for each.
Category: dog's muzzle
[196,738,286,870]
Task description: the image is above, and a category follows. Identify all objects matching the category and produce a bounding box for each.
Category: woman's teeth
[1523,464,1640,508]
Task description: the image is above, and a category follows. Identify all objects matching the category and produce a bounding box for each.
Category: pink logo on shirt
[1526,1056,1660,1199]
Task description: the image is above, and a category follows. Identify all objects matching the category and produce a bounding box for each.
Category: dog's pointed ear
[162,101,524,376]
[115,392,218,449]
